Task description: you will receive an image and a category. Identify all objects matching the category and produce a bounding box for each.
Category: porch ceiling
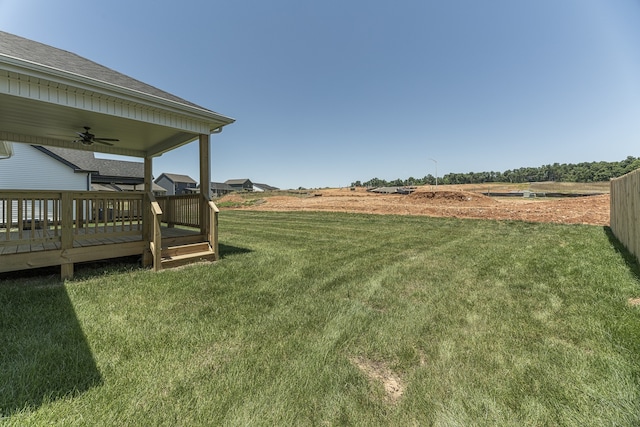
[0,31,234,159]
[0,93,203,158]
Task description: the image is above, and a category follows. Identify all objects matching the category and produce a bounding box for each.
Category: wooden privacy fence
[610,169,640,262]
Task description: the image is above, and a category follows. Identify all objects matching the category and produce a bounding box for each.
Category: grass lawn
[1,211,640,425]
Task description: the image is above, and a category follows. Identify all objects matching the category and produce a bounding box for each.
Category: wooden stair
[160,241,216,269]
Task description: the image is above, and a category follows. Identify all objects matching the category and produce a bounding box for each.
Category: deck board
[0,225,202,260]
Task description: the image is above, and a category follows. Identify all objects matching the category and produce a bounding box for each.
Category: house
[155,173,198,196]
[35,145,144,188]
[253,183,279,192]
[210,182,235,198]
[0,31,235,279]
[0,143,91,191]
[1,143,167,195]
[225,179,254,192]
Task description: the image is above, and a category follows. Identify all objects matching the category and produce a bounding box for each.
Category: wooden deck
[0,190,219,278]
[0,225,205,275]
[0,225,202,255]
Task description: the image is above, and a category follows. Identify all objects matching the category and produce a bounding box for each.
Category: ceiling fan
[74,126,119,146]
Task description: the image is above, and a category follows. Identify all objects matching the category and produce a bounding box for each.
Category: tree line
[351,156,640,188]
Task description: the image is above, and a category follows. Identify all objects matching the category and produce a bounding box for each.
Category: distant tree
[351,156,639,188]
[422,174,436,185]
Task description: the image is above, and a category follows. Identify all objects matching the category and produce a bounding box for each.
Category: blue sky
[2,0,639,189]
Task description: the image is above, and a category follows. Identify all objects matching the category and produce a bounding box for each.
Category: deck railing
[156,193,200,228]
[0,190,145,249]
[1,191,219,276]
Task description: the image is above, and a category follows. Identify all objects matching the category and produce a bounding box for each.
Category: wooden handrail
[148,192,163,271]
[151,200,162,216]
[208,200,219,259]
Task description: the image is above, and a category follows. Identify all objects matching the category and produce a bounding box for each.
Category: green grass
[216,198,264,208]
[1,211,640,425]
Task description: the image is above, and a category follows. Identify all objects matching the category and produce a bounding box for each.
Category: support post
[142,156,153,267]
[60,192,74,280]
[199,134,211,238]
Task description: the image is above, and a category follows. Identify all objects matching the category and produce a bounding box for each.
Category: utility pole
[429,158,438,189]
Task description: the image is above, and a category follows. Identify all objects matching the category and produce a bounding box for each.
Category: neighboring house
[210,182,235,198]
[225,179,254,192]
[155,173,198,195]
[34,145,144,188]
[151,184,169,196]
[253,183,279,192]
[0,143,91,190]
[96,182,167,196]
[0,143,168,195]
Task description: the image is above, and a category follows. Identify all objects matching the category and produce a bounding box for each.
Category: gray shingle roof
[156,173,197,184]
[225,179,252,186]
[210,182,235,191]
[0,31,209,111]
[33,145,144,180]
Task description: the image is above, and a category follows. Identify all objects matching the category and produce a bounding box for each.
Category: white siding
[0,143,88,190]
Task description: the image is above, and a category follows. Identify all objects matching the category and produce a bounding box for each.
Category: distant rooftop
[156,173,197,184]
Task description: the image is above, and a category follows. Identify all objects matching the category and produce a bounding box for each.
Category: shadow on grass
[0,282,102,416]
[604,226,640,280]
[219,242,253,258]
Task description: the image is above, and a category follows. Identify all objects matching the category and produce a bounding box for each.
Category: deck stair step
[161,241,215,269]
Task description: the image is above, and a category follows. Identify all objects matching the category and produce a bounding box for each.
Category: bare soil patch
[219,184,610,226]
[350,356,404,404]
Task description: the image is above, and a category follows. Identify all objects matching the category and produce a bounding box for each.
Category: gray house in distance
[210,182,235,198]
[225,179,253,192]
[253,182,279,192]
[155,173,198,195]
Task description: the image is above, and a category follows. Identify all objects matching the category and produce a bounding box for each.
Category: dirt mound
[409,190,497,205]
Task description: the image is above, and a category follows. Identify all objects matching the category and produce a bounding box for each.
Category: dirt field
[218,184,610,226]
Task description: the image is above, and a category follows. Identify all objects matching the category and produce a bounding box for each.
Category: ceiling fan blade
[93,138,117,146]
[94,138,119,142]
